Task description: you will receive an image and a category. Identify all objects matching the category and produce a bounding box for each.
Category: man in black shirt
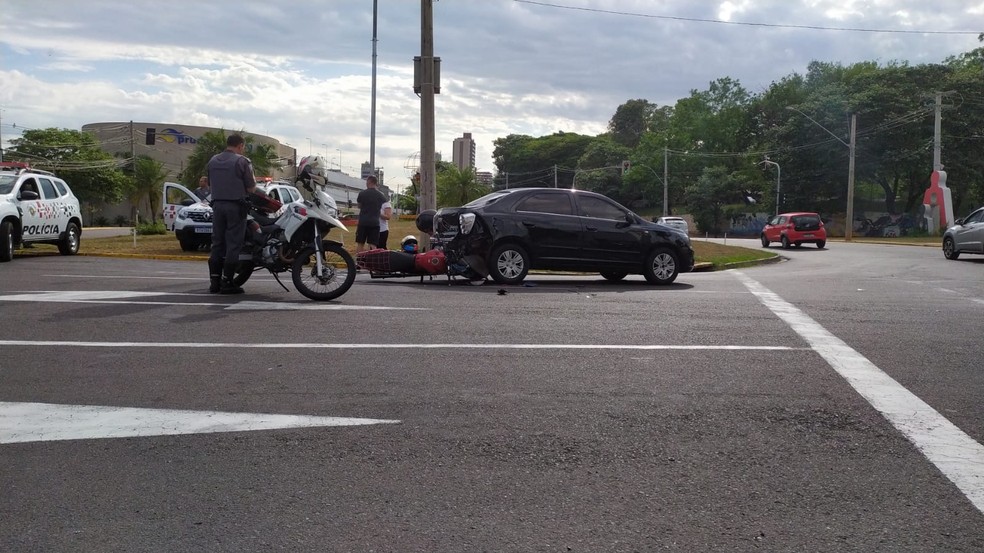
[355,175,387,253]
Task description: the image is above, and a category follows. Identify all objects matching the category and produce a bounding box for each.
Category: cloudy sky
[1,0,980,189]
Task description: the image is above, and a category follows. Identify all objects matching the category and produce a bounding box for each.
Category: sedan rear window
[515,192,573,215]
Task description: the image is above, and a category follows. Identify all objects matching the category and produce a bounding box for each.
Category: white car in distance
[655,216,689,234]
[162,180,305,251]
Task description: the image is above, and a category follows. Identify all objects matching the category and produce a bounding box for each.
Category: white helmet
[401,235,418,253]
[298,154,328,178]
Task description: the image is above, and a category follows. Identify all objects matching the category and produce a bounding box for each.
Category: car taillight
[294,205,307,217]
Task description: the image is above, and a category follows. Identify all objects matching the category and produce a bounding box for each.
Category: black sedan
[431,188,694,285]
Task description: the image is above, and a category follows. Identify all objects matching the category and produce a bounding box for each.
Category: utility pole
[933,92,943,171]
[369,0,378,176]
[419,0,437,216]
[761,157,781,216]
[129,120,135,170]
[662,146,668,217]
[846,113,857,241]
[931,91,955,171]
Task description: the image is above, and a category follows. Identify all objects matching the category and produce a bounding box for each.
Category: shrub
[135,221,167,235]
[94,216,111,227]
[114,215,130,227]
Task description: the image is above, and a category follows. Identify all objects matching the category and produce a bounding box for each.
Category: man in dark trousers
[355,175,387,253]
[206,134,256,294]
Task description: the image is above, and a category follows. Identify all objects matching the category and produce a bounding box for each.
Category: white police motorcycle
[231,156,355,301]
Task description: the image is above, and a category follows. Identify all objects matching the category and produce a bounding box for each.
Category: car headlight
[459,213,476,235]
[177,211,188,220]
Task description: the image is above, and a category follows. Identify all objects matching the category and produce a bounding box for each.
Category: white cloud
[0,0,979,184]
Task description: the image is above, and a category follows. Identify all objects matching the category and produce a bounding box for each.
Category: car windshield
[0,175,16,194]
[464,190,512,208]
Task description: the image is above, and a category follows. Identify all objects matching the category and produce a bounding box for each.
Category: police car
[0,162,83,262]
[162,179,305,251]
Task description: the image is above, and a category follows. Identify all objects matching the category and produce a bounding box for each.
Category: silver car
[655,216,689,234]
[942,206,984,260]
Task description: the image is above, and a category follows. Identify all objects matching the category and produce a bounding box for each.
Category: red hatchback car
[760,212,827,249]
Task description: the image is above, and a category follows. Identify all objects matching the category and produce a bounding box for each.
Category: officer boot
[219,263,244,295]
[208,258,224,293]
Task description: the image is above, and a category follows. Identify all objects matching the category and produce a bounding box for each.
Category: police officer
[206,134,256,294]
[193,176,210,201]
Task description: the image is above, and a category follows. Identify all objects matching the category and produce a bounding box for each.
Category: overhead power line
[514,1,982,35]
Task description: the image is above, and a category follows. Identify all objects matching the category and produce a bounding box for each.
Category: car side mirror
[19,190,40,201]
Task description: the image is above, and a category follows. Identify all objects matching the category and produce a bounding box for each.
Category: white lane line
[0,291,426,311]
[0,401,400,444]
[44,274,204,281]
[0,340,805,350]
[733,270,984,514]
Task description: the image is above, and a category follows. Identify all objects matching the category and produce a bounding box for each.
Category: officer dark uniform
[206,134,256,294]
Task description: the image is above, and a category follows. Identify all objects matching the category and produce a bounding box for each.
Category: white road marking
[0,401,400,444]
[0,291,426,311]
[44,274,204,281]
[733,270,984,514]
[0,340,805,350]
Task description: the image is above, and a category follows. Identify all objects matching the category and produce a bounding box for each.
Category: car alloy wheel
[643,247,679,285]
[489,243,529,285]
[943,237,960,260]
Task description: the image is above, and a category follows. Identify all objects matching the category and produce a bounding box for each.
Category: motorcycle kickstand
[271,271,291,292]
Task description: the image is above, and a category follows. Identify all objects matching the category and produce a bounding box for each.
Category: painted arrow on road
[0,402,400,444]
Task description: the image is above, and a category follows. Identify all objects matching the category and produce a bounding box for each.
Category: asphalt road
[1,241,982,552]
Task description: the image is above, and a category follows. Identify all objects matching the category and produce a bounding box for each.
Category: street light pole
[786,106,857,240]
[336,148,342,173]
[760,158,781,215]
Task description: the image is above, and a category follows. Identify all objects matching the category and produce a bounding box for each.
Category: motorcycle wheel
[232,261,255,287]
[291,241,356,301]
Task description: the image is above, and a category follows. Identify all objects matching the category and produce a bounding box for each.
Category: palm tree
[248,142,281,178]
[437,165,490,207]
[181,129,281,185]
[181,130,228,187]
[131,156,170,223]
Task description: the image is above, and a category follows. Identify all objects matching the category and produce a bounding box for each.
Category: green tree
[180,130,278,186]
[608,99,658,148]
[492,132,596,188]
[437,165,490,208]
[5,128,130,205]
[685,166,749,235]
[249,142,281,179]
[573,139,631,202]
[130,156,170,223]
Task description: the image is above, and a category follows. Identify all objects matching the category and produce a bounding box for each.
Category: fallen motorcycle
[356,211,487,284]
[231,177,356,301]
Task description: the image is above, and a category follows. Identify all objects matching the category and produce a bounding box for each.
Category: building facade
[452,132,476,171]
[82,122,298,182]
[81,121,387,222]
